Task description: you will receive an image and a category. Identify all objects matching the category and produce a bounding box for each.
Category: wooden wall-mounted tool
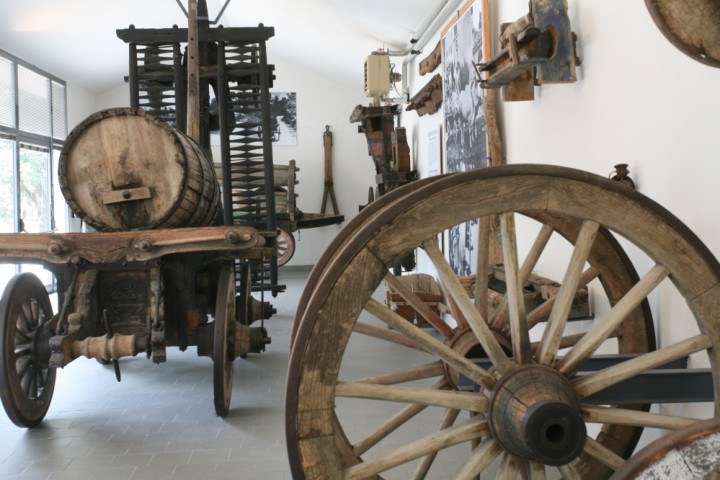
[476,0,580,102]
[320,126,340,215]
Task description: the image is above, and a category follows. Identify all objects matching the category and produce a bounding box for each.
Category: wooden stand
[320,126,340,215]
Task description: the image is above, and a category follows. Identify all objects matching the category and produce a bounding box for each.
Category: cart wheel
[610,417,720,479]
[214,265,235,417]
[287,165,720,479]
[0,273,56,428]
[276,228,296,267]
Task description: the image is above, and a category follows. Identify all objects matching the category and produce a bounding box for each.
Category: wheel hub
[488,364,586,466]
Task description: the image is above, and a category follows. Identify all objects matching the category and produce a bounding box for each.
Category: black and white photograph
[269,92,297,146]
[442,0,487,275]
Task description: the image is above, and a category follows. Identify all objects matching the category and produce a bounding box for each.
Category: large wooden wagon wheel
[0,273,57,428]
[287,164,720,479]
[214,265,235,417]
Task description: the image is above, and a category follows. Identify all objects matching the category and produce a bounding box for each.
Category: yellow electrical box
[364,53,391,97]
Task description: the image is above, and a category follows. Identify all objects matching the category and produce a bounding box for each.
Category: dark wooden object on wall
[419,41,443,75]
[350,104,417,198]
[406,73,443,117]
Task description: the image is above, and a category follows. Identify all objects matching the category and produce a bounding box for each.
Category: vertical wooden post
[321,126,340,215]
[482,0,503,167]
[480,0,505,267]
[186,0,201,143]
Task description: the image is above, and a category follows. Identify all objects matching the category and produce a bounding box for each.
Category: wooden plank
[116,26,275,44]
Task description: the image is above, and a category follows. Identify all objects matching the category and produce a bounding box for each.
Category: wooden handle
[186,0,201,142]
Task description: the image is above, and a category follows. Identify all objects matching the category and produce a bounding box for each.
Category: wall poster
[442,0,487,275]
[269,92,297,146]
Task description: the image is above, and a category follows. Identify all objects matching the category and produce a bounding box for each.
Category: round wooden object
[0,273,56,428]
[645,0,720,67]
[59,108,221,231]
[286,164,720,479]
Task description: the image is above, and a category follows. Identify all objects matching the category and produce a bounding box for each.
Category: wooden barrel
[59,108,222,231]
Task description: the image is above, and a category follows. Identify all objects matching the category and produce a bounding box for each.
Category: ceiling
[0,0,454,94]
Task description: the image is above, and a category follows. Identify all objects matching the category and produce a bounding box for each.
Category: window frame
[0,49,68,292]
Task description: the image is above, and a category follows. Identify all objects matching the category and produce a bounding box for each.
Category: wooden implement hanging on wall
[321,126,340,215]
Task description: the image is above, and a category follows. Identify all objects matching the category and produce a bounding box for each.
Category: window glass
[0,136,14,232]
[19,142,50,233]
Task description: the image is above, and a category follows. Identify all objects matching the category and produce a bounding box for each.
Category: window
[0,49,68,292]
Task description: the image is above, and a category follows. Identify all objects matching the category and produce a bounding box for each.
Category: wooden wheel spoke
[559,264,670,375]
[15,328,32,344]
[385,273,454,338]
[412,407,461,479]
[581,404,699,430]
[449,437,502,480]
[423,237,511,374]
[496,452,523,480]
[355,403,428,455]
[500,212,532,364]
[355,361,445,386]
[22,302,37,329]
[583,436,624,470]
[558,463,582,480]
[528,461,546,480]
[490,223,554,330]
[335,381,488,412]
[538,220,600,365]
[342,416,489,480]
[353,381,447,456]
[365,298,494,389]
[14,345,33,359]
[574,334,713,398]
[474,216,492,321]
[30,299,40,324]
[353,320,423,351]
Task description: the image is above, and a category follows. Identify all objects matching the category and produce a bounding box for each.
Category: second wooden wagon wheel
[287,165,720,479]
[0,273,57,428]
[214,265,236,417]
[276,228,296,267]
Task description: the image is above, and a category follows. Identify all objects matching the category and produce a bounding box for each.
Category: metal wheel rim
[0,272,56,428]
[286,164,720,479]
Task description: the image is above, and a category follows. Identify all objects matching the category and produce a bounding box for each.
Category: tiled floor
[0,270,308,480]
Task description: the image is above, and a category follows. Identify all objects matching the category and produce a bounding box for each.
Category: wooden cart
[0,1,282,426]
